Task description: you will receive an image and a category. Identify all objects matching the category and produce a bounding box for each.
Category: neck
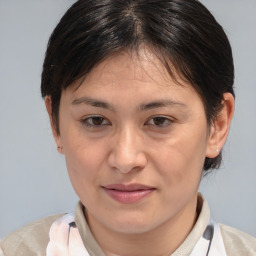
[86,195,199,256]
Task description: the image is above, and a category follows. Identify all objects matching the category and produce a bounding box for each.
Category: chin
[112,223,153,234]
[108,213,158,234]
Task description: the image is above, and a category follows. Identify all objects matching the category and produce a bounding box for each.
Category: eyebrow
[72,97,187,111]
[139,100,187,111]
[72,97,114,110]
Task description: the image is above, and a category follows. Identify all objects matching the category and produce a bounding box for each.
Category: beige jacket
[1,197,255,256]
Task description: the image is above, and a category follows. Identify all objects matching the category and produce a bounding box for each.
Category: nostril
[107,133,147,173]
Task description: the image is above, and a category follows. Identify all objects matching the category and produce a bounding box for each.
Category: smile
[102,184,155,204]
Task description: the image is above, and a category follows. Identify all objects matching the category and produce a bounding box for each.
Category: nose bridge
[108,124,146,173]
[116,125,139,164]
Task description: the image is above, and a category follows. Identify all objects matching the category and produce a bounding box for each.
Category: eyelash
[81,115,173,129]
[81,115,110,128]
[145,116,173,128]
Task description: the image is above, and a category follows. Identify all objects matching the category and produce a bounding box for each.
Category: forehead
[62,47,202,108]
[70,48,189,92]
[60,48,206,120]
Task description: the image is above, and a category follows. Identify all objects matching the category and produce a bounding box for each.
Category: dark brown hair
[41,0,234,172]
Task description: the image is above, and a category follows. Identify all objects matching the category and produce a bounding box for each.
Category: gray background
[0,0,255,239]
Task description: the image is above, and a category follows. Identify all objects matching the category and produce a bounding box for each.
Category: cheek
[64,144,109,210]
[61,130,105,196]
[153,127,208,184]
[61,124,100,172]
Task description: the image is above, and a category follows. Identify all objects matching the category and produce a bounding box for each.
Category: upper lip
[103,184,155,191]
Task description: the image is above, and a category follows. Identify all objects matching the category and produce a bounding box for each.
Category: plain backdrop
[0,0,255,239]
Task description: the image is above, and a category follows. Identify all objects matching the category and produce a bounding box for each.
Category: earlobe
[206,92,235,158]
[45,96,63,154]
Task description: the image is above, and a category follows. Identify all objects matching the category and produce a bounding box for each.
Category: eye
[145,116,173,127]
[81,116,110,128]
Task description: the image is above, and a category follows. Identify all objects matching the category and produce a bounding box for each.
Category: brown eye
[82,116,110,128]
[146,116,172,127]
[153,117,167,126]
[91,117,105,125]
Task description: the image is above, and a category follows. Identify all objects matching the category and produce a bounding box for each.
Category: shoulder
[220,224,256,256]
[0,214,64,256]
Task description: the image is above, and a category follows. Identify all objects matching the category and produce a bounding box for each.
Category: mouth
[102,184,156,204]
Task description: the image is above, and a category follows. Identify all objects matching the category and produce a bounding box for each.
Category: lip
[102,184,155,204]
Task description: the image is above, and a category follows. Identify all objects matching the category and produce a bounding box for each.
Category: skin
[46,48,234,256]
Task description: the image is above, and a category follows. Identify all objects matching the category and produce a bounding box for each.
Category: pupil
[154,117,164,125]
[92,117,103,125]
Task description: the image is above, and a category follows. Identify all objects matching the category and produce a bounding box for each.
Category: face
[53,49,214,235]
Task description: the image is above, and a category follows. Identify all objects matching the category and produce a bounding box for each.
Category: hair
[41,0,234,172]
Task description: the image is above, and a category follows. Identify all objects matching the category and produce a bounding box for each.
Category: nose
[107,126,147,174]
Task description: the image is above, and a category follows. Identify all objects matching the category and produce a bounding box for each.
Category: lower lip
[103,188,155,204]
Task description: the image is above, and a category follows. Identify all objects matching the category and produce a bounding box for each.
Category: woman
[1,0,255,255]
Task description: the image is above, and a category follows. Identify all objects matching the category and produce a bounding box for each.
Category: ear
[45,96,63,154]
[206,92,235,158]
